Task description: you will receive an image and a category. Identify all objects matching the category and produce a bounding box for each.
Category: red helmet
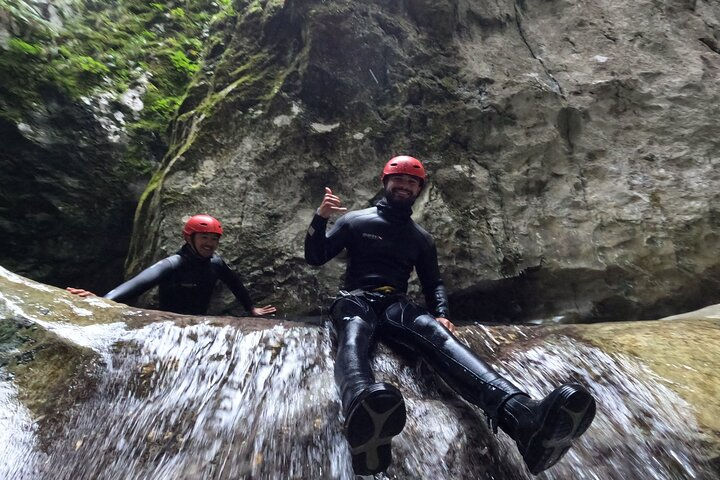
[183,214,223,237]
[381,155,427,184]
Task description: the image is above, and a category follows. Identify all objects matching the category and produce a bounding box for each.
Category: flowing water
[1,316,716,479]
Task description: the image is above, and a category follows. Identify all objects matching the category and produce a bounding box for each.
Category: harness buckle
[372,285,396,295]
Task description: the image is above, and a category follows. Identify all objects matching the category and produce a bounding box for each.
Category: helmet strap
[185,233,200,255]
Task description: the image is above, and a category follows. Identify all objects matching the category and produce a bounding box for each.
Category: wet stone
[1,266,719,479]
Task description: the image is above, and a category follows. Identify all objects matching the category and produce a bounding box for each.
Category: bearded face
[384,174,423,208]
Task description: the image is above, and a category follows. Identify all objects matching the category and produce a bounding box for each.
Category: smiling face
[189,232,220,258]
[384,174,423,207]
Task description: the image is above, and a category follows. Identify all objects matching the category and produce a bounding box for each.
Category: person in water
[67,214,276,316]
[304,155,596,476]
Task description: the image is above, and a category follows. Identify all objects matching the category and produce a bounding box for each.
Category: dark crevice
[513,1,565,97]
[603,32,618,42]
[557,107,589,206]
[699,37,720,54]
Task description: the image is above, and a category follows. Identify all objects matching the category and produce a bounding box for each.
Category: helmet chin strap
[185,234,202,257]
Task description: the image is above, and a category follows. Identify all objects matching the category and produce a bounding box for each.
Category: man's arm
[415,240,455,333]
[216,259,276,316]
[304,187,350,266]
[104,257,175,303]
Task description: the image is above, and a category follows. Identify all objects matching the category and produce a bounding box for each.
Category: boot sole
[523,383,596,474]
[345,384,407,475]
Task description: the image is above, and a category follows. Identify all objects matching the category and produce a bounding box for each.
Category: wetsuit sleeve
[217,259,254,313]
[304,212,350,266]
[104,258,174,303]
[415,241,450,318]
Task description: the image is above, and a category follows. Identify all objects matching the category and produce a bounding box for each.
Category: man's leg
[381,299,595,475]
[329,294,406,475]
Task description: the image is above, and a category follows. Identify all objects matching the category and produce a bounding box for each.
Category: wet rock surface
[4,1,720,322]
[2,267,719,478]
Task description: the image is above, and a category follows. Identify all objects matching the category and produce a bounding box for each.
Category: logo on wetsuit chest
[362,233,383,241]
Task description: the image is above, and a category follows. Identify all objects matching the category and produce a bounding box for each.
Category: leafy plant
[169,49,199,76]
[1,0,231,174]
[8,38,43,56]
[169,7,186,19]
[70,55,111,76]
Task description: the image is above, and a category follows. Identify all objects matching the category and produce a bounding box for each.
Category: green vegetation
[169,49,199,76]
[0,0,236,173]
[8,38,43,56]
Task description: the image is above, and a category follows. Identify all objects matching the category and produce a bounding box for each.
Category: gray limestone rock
[129,0,720,322]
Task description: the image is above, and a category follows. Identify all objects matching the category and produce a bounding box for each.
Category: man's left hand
[66,287,96,297]
[436,317,455,334]
[252,305,277,316]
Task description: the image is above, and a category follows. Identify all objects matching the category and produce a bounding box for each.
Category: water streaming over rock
[1,316,716,479]
[487,334,713,479]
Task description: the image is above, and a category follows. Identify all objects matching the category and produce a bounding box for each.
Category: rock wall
[128,0,720,321]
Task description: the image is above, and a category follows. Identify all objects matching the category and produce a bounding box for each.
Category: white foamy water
[0,379,45,479]
[1,309,715,479]
[490,335,713,480]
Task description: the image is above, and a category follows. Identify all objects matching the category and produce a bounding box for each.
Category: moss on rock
[0,0,232,170]
[0,318,101,446]
[0,0,235,292]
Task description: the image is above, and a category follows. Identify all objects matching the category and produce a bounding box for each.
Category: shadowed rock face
[0,0,226,294]
[0,99,138,294]
[2,268,719,479]
[124,0,720,322]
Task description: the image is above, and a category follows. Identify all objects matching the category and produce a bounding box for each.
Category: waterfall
[494,335,712,479]
[1,314,716,479]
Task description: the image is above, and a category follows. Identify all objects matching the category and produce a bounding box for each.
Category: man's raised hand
[318,187,348,219]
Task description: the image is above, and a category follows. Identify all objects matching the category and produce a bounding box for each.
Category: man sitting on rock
[304,155,596,476]
[68,214,276,317]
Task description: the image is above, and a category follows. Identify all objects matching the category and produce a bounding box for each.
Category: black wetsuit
[105,244,254,315]
[304,197,523,421]
[305,198,449,315]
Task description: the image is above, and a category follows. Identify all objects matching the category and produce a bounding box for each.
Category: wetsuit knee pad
[383,299,429,328]
[383,300,452,349]
[330,294,377,326]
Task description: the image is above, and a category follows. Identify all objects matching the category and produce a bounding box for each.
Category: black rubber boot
[344,382,407,475]
[330,294,406,475]
[499,383,596,474]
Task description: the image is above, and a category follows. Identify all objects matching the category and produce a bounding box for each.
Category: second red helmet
[381,155,427,184]
[183,214,223,237]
